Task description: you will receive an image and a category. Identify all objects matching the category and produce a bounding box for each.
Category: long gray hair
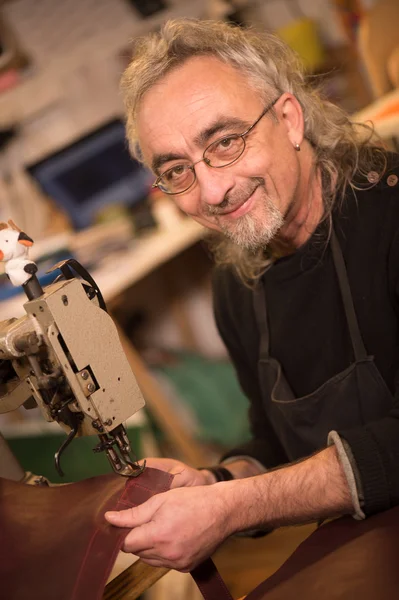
[122,18,387,284]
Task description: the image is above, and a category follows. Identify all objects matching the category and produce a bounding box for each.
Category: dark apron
[253,228,394,461]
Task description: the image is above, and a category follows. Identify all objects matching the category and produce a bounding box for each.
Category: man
[105,19,399,572]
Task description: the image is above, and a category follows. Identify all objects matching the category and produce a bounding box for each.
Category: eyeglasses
[152,95,281,195]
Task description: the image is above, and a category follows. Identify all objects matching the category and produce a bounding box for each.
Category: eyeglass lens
[158,134,245,194]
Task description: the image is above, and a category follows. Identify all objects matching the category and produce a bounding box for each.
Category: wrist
[227,476,263,534]
[221,458,264,479]
[215,478,256,537]
[198,466,234,484]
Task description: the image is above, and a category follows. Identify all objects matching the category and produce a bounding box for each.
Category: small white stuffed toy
[0,220,37,287]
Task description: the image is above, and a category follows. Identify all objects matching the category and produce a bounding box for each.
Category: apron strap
[253,278,270,359]
[191,558,234,600]
[330,227,368,361]
[252,227,367,363]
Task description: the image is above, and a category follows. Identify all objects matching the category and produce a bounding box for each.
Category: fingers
[119,525,190,571]
[169,468,192,488]
[168,465,209,488]
[143,457,187,473]
[120,524,193,571]
[134,548,198,572]
[131,547,190,571]
[137,557,167,569]
[122,523,155,554]
[135,552,173,569]
[133,458,202,489]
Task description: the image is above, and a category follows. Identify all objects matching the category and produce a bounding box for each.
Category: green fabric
[154,353,251,447]
[5,427,142,484]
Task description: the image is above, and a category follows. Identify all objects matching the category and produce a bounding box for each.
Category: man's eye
[218,138,233,149]
[172,165,185,176]
[164,165,189,181]
[210,135,241,156]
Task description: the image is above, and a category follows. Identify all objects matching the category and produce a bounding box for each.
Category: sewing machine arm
[0,264,145,478]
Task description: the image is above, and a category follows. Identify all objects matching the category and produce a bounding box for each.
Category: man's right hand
[140,458,216,488]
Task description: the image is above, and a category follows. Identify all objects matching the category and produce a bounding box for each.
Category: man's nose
[195,161,234,207]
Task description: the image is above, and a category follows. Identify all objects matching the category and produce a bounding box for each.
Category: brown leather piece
[0,468,172,600]
[5,465,399,600]
[0,468,232,600]
[246,506,399,599]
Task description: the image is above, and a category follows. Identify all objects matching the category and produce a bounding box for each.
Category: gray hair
[122,18,387,284]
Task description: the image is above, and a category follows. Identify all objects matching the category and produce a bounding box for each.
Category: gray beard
[212,183,284,251]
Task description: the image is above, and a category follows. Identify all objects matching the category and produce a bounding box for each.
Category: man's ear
[278,93,305,148]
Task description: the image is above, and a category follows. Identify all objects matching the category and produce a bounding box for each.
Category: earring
[294,143,300,151]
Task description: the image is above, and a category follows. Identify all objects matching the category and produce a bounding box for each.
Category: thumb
[105,504,145,528]
[105,496,158,528]
[105,507,137,527]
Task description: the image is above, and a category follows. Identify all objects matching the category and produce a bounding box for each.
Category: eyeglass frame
[151,94,281,195]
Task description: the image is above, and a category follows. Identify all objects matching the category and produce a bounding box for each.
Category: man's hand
[105,484,232,571]
[105,446,354,571]
[139,458,216,487]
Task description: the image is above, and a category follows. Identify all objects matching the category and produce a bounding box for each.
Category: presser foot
[94,431,146,478]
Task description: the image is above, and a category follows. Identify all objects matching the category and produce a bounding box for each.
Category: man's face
[137,56,303,250]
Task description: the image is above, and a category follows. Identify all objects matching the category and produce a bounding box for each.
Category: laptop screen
[26,119,153,230]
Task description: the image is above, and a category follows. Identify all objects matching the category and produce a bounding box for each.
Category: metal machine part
[0,261,146,478]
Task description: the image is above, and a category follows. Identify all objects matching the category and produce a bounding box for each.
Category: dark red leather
[0,468,232,600]
[0,469,169,600]
[191,555,235,600]
[6,466,398,600]
[246,506,399,599]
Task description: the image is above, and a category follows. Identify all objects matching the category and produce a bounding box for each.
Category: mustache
[205,178,265,216]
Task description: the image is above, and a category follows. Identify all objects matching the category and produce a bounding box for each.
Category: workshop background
[0,0,398,598]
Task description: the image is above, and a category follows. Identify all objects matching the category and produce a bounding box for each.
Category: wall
[0,0,209,162]
[240,0,347,47]
[0,0,350,170]
[0,0,209,234]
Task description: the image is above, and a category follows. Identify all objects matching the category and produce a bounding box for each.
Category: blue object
[25,119,153,230]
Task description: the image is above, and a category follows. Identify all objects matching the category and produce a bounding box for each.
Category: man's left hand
[104,484,233,571]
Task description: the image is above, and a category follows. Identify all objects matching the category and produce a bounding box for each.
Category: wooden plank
[104,560,168,600]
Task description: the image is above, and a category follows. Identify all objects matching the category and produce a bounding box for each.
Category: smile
[220,186,259,220]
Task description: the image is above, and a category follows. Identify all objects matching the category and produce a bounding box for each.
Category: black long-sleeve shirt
[213,160,399,516]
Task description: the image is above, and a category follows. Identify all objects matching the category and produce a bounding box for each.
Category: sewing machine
[0,222,145,481]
